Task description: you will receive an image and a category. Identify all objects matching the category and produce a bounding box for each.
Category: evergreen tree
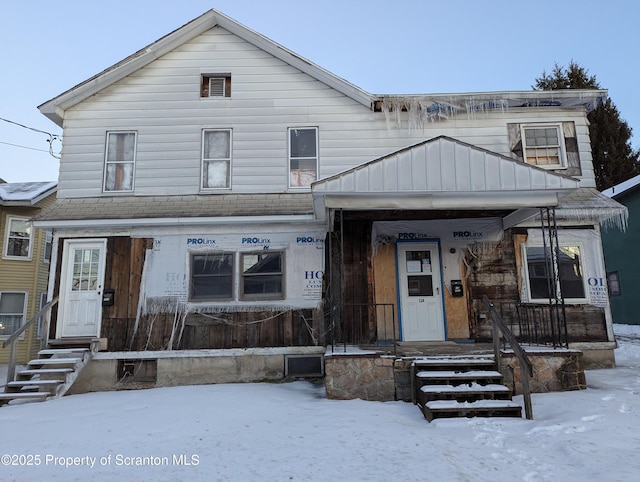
[534,61,639,191]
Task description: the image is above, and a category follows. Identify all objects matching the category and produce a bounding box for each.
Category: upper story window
[201,74,231,98]
[508,121,580,176]
[520,124,565,169]
[202,129,232,189]
[104,131,136,192]
[3,216,32,259]
[0,292,27,338]
[289,127,318,188]
[524,245,586,303]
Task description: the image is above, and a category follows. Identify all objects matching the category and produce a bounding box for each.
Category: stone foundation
[500,349,586,394]
[324,350,588,401]
[324,354,396,401]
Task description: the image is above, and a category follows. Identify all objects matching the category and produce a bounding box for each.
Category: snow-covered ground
[1,325,639,482]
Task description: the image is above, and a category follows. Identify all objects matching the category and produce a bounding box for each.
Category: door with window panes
[397,242,445,341]
[58,240,107,338]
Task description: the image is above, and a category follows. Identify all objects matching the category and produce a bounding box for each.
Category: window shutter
[208,77,225,97]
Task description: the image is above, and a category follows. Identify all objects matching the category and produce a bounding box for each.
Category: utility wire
[0,140,52,153]
[0,117,59,137]
[0,117,62,159]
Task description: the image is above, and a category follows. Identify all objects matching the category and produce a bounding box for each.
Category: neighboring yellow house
[0,181,57,364]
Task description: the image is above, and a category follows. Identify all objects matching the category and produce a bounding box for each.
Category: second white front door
[397,242,445,341]
[57,239,107,338]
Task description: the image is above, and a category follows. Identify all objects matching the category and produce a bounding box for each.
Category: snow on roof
[601,174,640,198]
[0,181,57,205]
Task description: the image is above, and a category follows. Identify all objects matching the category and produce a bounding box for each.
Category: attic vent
[201,74,231,98]
[285,355,324,378]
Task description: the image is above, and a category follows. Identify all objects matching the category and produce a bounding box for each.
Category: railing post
[6,340,17,387]
[484,295,534,420]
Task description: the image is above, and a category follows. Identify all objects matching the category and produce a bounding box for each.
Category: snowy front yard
[1,325,639,481]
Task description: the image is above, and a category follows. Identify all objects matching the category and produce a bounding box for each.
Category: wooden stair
[412,355,522,422]
[0,344,93,407]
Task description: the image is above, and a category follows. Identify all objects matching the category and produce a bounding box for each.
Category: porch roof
[311,136,579,221]
[32,193,314,229]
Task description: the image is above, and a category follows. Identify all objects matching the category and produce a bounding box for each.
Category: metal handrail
[483,295,533,420]
[3,296,58,388]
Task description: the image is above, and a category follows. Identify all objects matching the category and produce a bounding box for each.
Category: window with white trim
[289,127,318,188]
[44,230,53,263]
[3,216,32,259]
[202,129,232,189]
[0,292,27,338]
[240,251,284,300]
[190,253,234,301]
[524,245,586,302]
[521,124,565,168]
[104,131,136,192]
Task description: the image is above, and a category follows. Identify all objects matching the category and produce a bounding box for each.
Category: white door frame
[396,240,446,341]
[56,238,107,339]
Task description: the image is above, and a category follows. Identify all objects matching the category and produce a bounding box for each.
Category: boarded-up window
[289,127,318,188]
[104,132,136,192]
[202,129,231,189]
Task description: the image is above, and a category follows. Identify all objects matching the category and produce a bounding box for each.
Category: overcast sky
[2,0,638,183]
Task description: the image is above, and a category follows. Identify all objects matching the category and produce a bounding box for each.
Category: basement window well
[285,355,324,377]
[117,359,157,383]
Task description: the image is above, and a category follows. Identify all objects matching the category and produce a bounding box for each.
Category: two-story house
[1,181,57,365]
[32,9,626,391]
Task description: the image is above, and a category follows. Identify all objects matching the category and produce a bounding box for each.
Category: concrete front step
[0,392,49,406]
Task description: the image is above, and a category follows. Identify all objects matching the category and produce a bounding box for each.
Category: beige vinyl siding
[56,26,597,198]
[0,194,55,363]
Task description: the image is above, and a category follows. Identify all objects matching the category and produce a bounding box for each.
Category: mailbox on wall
[451,280,464,297]
[102,289,115,306]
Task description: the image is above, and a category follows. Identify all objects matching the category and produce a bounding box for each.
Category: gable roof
[0,181,57,206]
[311,136,579,219]
[38,9,372,125]
[38,9,606,127]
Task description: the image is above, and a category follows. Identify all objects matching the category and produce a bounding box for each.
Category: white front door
[397,242,445,341]
[57,239,107,338]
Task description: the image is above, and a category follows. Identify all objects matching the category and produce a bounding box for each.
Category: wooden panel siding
[56,25,598,199]
[106,309,322,351]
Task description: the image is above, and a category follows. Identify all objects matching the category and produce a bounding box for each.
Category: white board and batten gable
[312,136,579,220]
